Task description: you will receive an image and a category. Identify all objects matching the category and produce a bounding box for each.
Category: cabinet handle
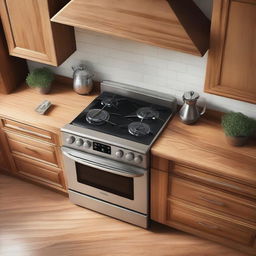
[199,195,226,207]
[197,221,219,230]
[25,147,39,154]
[17,126,30,132]
[211,180,240,191]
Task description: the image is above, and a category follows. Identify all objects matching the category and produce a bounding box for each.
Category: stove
[61,81,177,228]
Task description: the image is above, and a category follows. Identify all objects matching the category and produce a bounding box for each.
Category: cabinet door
[0,74,3,89]
[0,20,28,94]
[0,0,75,66]
[205,0,256,104]
[0,128,11,171]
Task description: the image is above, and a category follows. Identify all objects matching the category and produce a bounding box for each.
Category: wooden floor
[0,174,247,256]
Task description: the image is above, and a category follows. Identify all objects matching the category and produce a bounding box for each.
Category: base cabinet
[0,129,10,171]
[0,118,66,192]
[151,156,256,255]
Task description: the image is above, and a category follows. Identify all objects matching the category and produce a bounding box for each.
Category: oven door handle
[62,148,144,178]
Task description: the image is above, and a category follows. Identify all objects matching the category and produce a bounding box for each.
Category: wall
[27,0,256,118]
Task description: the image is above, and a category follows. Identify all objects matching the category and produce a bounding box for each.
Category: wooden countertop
[0,80,98,134]
[1,80,255,187]
[151,114,256,187]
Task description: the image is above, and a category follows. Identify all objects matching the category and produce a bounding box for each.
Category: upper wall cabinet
[0,0,76,66]
[51,0,210,56]
[205,0,256,104]
[0,21,28,94]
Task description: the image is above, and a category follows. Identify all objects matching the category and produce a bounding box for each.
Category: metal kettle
[72,65,94,95]
[179,91,206,124]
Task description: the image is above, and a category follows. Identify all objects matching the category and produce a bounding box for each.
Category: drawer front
[170,176,256,224]
[168,199,255,246]
[13,155,62,187]
[8,137,58,166]
[1,119,57,144]
[172,164,256,199]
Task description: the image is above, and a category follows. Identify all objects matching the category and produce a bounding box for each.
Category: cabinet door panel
[168,199,255,246]
[0,0,75,66]
[0,74,4,88]
[2,0,55,63]
[6,0,48,54]
[8,138,58,166]
[0,20,28,94]
[13,155,62,186]
[2,118,57,144]
[205,0,256,103]
[221,1,256,93]
[169,176,256,224]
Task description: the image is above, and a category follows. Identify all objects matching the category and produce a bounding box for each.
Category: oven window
[76,163,134,200]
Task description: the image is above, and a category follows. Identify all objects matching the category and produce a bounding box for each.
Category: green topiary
[221,112,256,137]
[26,68,54,88]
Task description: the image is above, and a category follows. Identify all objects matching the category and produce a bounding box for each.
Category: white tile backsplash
[27,0,256,118]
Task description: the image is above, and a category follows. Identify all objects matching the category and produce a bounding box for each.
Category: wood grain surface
[204,0,256,103]
[0,0,75,66]
[51,0,210,56]
[0,79,98,135]
[0,174,247,256]
[151,115,256,188]
[0,80,255,190]
[0,20,28,94]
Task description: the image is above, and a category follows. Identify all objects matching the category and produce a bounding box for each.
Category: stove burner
[136,107,160,120]
[86,109,110,125]
[101,97,116,108]
[128,122,151,137]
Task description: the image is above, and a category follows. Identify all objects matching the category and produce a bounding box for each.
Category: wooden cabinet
[0,118,66,192]
[0,128,10,171]
[0,0,76,66]
[51,0,210,56]
[151,156,256,255]
[205,0,256,104]
[0,20,28,94]
[168,199,255,247]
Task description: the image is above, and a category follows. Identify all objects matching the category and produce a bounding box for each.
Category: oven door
[62,147,148,214]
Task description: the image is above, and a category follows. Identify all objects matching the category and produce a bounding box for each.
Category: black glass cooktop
[71,92,174,145]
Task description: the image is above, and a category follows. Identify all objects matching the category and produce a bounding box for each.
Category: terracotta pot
[36,85,51,94]
[226,135,248,147]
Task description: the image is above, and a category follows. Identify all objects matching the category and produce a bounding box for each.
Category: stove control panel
[63,133,148,168]
[93,142,111,155]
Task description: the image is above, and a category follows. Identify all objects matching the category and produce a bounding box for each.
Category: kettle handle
[200,101,207,116]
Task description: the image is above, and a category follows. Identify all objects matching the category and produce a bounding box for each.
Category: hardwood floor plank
[0,174,247,256]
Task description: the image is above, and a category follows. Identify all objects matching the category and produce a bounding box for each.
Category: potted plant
[221,112,256,146]
[26,67,54,94]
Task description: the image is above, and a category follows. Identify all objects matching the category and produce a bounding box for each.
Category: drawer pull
[25,147,39,154]
[197,221,219,230]
[18,126,29,132]
[199,195,226,207]
[211,180,240,191]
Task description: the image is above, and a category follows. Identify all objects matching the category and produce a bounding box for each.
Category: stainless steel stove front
[61,146,149,228]
[61,80,177,228]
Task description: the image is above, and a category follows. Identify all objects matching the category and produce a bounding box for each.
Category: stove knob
[134,155,143,164]
[75,138,84,147]
[84,140,92,148]
[115,150,124,158]
[66,136,75,144]
[125,152,134,161]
